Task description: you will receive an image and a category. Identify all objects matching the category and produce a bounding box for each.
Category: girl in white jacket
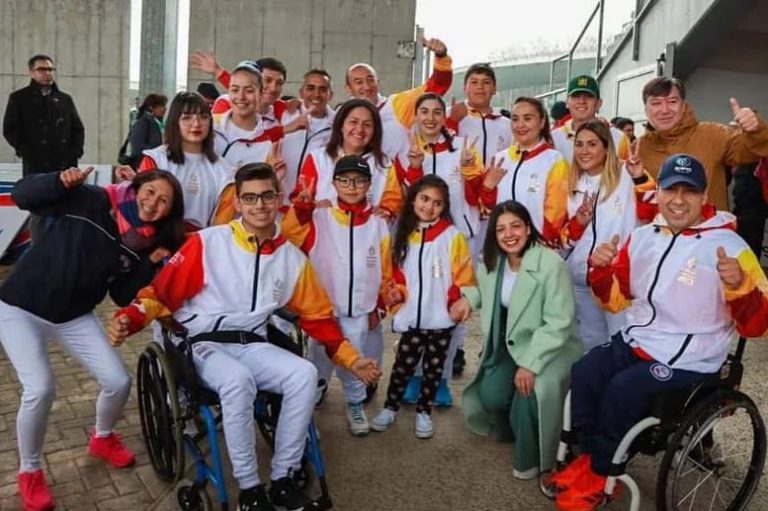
[370,175,477,438]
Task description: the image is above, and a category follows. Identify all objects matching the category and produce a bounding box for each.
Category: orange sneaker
[88,431,136,468]
[18,470,54,511]
[555,466,621,511]
[547,454,592,493]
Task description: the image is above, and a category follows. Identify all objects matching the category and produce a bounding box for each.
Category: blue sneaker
[402,376,422,405]
[434,378,453,407]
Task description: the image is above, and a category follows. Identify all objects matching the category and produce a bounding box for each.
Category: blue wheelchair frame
[137,315,333,511]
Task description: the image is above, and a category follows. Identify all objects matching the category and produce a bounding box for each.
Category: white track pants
[573,284,626,353]
[0,300,131,471]
[308,315,368,404]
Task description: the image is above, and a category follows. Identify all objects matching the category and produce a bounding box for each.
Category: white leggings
[0,300,131,472]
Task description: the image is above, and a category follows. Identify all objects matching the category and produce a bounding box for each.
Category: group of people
[2,41,768,511]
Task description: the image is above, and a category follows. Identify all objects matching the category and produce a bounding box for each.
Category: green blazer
[462,243,582,470]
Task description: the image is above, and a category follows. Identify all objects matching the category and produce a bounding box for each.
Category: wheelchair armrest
[273,307,300,324]
[157,315,189,337]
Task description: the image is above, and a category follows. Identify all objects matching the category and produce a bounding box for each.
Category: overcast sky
[415,0,636,67]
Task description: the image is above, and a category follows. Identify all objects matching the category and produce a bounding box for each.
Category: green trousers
[476,350,540,472]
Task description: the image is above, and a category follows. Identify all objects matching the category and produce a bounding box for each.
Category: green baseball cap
[567,75,600,98]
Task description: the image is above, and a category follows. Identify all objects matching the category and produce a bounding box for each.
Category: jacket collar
[334,199,373,225]
[29,80,59,94]
[409,217,452,242]
[229,219,287,254]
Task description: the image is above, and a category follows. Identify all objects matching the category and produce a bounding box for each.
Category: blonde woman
[561,120,655,351]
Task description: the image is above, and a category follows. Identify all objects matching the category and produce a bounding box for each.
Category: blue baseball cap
[657,153,707,192]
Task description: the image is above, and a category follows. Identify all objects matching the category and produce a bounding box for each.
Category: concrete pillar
[139,0,178,99]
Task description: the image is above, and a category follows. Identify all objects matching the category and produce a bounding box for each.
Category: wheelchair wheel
[656,389,766,511]
[176,479,212,511]
[137,342,185,483]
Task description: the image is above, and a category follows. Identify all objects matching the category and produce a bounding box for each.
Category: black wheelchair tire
[137,342,185,483]
[656,389,766,511]
[176,479,212,511]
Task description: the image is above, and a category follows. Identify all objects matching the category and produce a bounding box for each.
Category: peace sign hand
[60,166,94,189]
[407,131,425,169]
[461,136,479,168]
[626,138,644,178]
[296,176,315,204]
[482,155,506,189]
[575,191,596,226]
[269,140,286,181]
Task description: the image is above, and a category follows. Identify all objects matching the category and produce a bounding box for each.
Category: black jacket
[2,80,85,175]
[129,112,164,163]
[0,173,160,323]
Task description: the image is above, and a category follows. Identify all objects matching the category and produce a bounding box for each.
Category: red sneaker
[18,470,54,511]
[88,431,136,468]
[548,453,592,492]
[556,466,621,511]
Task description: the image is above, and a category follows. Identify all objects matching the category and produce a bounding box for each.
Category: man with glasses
[3,54,85,240]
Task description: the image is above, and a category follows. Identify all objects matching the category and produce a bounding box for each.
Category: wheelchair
[136,312,333,511]
[549,337,766,511]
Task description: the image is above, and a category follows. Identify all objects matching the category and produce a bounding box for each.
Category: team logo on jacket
[449,166,461,184]
[611,194,623,215]
[432,257,443,279]
[366,246,377,268]
[186,174,200,195]
[650,363,673,381]
[272,278,284,301]
[497,135,506,151]
[168,251,185,266]
[527,173,541,194]
[677,257,697,286]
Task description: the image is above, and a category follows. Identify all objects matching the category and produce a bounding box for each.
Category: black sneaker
[452,348,466,378]
[363,382,378,404]
[239,484,275,511]
[269,476,312,511]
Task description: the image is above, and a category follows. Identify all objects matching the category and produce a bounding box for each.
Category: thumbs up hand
[730,97,759,133]
[589,234,620,268]
[716,246,744,289]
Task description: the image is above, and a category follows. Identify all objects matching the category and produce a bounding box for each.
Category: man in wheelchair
[552,153,768,511]
[108,163,381,511]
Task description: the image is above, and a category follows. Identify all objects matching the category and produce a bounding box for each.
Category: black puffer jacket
[2,81,85,175]
[0,173,160,323]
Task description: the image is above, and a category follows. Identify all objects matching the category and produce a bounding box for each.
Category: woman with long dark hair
[0,167,185,511]
[291,98,402,218]
[462,200,580,486]
[139,91,232,230]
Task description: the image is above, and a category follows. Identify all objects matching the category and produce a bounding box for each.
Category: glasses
[334,176,371,188]
[239,191,279,205]
[179,113,211,123]
[34,66,55,73]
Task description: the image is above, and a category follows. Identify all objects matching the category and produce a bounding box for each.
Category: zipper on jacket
[297,126,331,181]
[481,117,488,166]
[626,231,680,335]
[585,189,601,286]
[430,144,437,176]
[250,239,263,312]
[509,150,527,201]
[347,211,354,317]
[667,333,694,366]
[415,227,427,329]
[463,214,474,238]
[64,214,140,261]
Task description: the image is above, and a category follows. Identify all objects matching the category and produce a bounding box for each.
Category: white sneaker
[414,411,434,439]
[513,466,539,480]
[346,402,370,436]
[370,408,397,432]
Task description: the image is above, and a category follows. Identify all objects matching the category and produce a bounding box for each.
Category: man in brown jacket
[637,77,768,210]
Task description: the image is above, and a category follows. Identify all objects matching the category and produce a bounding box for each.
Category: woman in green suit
[461,200,581,484]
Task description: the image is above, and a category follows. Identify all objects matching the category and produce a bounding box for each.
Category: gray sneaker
[346,402,370,436]
[370,408,397,432]
[415,411,434,439]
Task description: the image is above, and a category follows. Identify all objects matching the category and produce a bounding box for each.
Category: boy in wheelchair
[552,154,768,511]
[108,163,381,511]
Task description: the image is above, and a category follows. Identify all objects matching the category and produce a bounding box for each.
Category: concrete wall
[597,0,720,120]
[685,1,768,123]
[187,0,417,100]
[0,0,131,166]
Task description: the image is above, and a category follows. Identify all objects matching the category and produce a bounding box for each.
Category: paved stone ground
[0,264,766,510]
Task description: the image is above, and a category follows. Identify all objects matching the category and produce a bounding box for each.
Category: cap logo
[578,77,588,86]
[673,156,693,174]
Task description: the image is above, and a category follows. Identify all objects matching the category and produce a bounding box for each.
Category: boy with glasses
[282,155,393,436]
